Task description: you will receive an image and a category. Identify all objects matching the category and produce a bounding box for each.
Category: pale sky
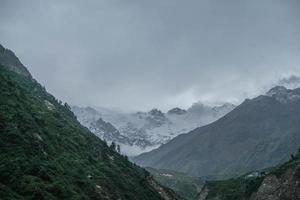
[1,0,300,111]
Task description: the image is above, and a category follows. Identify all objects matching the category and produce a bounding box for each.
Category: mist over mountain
[1,0,300,198]
[0,45,181,200]
[2,42,300,199]
[72,103,235,156]
[278,75,300,89]
[2,0,300,111]
[133,86,300,179]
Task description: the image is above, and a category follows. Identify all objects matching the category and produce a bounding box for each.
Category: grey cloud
[1,0,300,111]
[278,75,300,89]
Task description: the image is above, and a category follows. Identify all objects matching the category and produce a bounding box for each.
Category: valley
[1,1,300,196]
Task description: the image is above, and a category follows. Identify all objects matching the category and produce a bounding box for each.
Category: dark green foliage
[117,144,121,153]
[204,177,264,200]
[271,152,300,178]
[202,151,300,200]
[110,141,116,151]
[0,66,172,200]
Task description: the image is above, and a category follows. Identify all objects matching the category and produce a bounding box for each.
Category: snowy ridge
[72,102,235,156]
[265,86,300,104]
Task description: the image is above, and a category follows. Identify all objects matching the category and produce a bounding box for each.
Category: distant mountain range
[133,86,300,179]
[72,102,235,156]
[2,43,300,199]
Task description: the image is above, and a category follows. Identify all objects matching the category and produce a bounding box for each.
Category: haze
[1,0,300,111]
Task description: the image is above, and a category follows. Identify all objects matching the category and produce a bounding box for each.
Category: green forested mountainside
[0,65,180,200]
[146,168,203,200]
[197,151,300,200]
[197,175,264,200]
[0,44,31,78]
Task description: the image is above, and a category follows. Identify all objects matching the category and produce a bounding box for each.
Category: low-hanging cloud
[278,75,300,89]
[1,0,300,111]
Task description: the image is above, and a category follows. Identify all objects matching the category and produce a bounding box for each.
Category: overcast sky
[1,0,300,111]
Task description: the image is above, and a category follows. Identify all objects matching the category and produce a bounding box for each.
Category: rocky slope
[0,45,181,200]
[72,103,235,156]
[196,151,300,200]
[133,86,300,179]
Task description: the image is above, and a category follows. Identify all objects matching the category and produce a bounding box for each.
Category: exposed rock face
[252,168,300,200]
[197,185,209,200]
[254,175,281,200]
[133,86,300,178]
[0,44,32,78]
[167,107,187,115]
[89,118,130,144]
[266,86,300,104]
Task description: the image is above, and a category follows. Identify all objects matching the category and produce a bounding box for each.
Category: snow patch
[44,100,55,110]
[72,103,235,156]
[160,173,173,177]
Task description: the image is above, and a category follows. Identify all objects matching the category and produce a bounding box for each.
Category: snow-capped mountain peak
[266,86,288,97]
[167,107,187,115]
[72,102,235,156]
[266,86,300,104]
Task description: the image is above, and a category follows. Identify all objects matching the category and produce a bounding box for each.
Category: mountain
[89,118,131,144]
[133,86,300,179]
[71,106,131,146]
[0,45,181,200]
[167,108,187,115]
[197,151,300,200]
[72,106,155,156]
[0,44,31,78]
[72,103,235,156]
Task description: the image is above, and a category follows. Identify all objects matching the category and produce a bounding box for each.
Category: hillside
[147,168,203,200]
[0,47,181,199]
[133,86,300,178]
[197,151,300,200]
[0,44,31,78]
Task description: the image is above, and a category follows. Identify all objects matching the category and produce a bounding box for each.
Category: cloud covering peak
[1,0,300,111]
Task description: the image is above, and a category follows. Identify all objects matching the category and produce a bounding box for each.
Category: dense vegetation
[203,176,264,200]
[0,44,31,78]
[147,168,203,200]
[270,150,300,178]
[0,66,179,200]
